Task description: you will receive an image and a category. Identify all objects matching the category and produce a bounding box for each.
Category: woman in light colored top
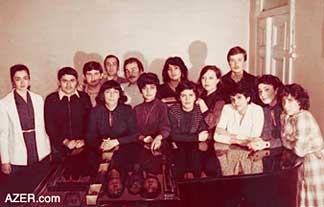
[0,64,51,175]
[213,84,264,146]
[281,83,324,207]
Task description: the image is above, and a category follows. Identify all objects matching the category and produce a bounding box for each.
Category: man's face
[105,57,119,77]
[59,74,78,95]
[84,69,103,87]
[228,53,245,74]
[125,62,141,84]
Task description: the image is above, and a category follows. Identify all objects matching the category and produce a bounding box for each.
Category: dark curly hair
[96,80,127,105]
[162,56,188,83]
[281,83,310,110]
[82,61,103,75]
[175,81,198,101]
[229,83,252,104]
[137,72,160,91]
[256,74,284,104]
[57,67,78,81]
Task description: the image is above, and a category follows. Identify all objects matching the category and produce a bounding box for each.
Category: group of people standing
[0,46,323,206]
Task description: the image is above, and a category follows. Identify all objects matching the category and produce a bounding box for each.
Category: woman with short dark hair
[86,80,139,151]
[134,73,170,151]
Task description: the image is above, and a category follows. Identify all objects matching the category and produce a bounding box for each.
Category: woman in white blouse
[213,85,264,147]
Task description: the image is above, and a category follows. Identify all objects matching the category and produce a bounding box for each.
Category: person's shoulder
[118,103,133,111]
[222,104,233,112]
[250,103,263,112]
[78,90,89,98]
[45,91,59,101]
[155,98,168,108]
[91,104,105,113]
[29,91,42,99]
[221,71,232,80]
[133,102,144,111]
[1,91,13,102]
[116,76,128,84]
[244,71,256,79]
[297,110,314,121]
[169,103,181,113]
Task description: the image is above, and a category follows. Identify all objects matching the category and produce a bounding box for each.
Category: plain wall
[249,0,324,131]
[0,0,250,98]
[293,0,324,131]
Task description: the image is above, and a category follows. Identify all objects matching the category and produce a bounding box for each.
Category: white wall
[0,0,250,97]
[293,0,324,131]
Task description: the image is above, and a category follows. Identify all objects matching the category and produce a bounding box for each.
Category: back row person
[81,55,127,107]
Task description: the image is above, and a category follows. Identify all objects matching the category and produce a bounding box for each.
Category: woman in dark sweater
[169,81,209,143]
[196,65,225,131]
[134,73,171,151]
[86,80,139,151]
[169,81,209,178]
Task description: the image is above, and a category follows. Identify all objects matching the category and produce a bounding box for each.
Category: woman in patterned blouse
[281,83,324,207]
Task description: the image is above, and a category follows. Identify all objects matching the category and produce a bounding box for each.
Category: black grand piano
[0,141,301,207]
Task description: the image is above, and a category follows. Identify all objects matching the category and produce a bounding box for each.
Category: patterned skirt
[297,149,324,207]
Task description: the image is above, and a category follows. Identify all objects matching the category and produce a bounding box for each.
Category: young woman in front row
[169,81,209,178]
[280,84,324,207]
[0,65,51,175]
[134,72,171,151]
[248,75,284,151]
[86,80,139,152]
[213,84,264,146]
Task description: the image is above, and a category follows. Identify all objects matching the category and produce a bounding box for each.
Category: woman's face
[12,70,30,92]
[258,83,277,105]
[282,94,300,116]
[201,70,219,94]
[167,64,182,81]
[141,84,157,102]
[180,89,196,111]
[230,93,250,114]
[104,88,120,107]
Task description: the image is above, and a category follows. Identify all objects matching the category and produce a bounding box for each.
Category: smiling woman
[213,84,264,147]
